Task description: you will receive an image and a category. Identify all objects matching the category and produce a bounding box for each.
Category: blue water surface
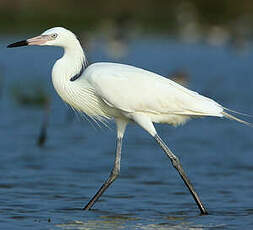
[0,35,253,229]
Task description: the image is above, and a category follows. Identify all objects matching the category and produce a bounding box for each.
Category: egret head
[7,27,79,48]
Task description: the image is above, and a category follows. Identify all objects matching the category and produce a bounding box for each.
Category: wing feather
[85,62,223,117]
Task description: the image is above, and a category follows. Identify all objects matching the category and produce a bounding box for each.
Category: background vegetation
[1,0,253,40]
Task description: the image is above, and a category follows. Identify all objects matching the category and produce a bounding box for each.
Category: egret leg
[83,137,122,210]
[154,134,208,215]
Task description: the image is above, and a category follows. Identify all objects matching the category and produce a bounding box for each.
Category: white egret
[7,27,251,215]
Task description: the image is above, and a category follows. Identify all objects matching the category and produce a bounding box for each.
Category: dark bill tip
[7,40,28,48]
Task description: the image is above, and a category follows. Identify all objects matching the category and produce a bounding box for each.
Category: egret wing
[85,63,223,117]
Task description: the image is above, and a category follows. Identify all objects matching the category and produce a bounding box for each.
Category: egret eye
[51,33,58,39]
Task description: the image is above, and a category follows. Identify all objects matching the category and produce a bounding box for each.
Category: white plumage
[84,62,224,122]
[7,26,250,214]
[41,27,224,128]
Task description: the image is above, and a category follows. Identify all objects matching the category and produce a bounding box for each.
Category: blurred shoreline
[1,0,253,42]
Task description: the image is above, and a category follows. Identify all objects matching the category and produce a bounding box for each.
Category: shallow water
[0,35,253,229]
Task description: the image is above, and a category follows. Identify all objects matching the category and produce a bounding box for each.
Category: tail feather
[222,111,253,127]
[223,107,253,118]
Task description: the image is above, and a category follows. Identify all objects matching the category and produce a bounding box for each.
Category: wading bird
[7,27,250,215]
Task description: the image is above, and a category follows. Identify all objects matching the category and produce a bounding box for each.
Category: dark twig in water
[37,98,50,147]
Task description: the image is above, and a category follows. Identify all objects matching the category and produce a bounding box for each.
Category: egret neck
[51,38,89,109]
[52,38,87,84]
